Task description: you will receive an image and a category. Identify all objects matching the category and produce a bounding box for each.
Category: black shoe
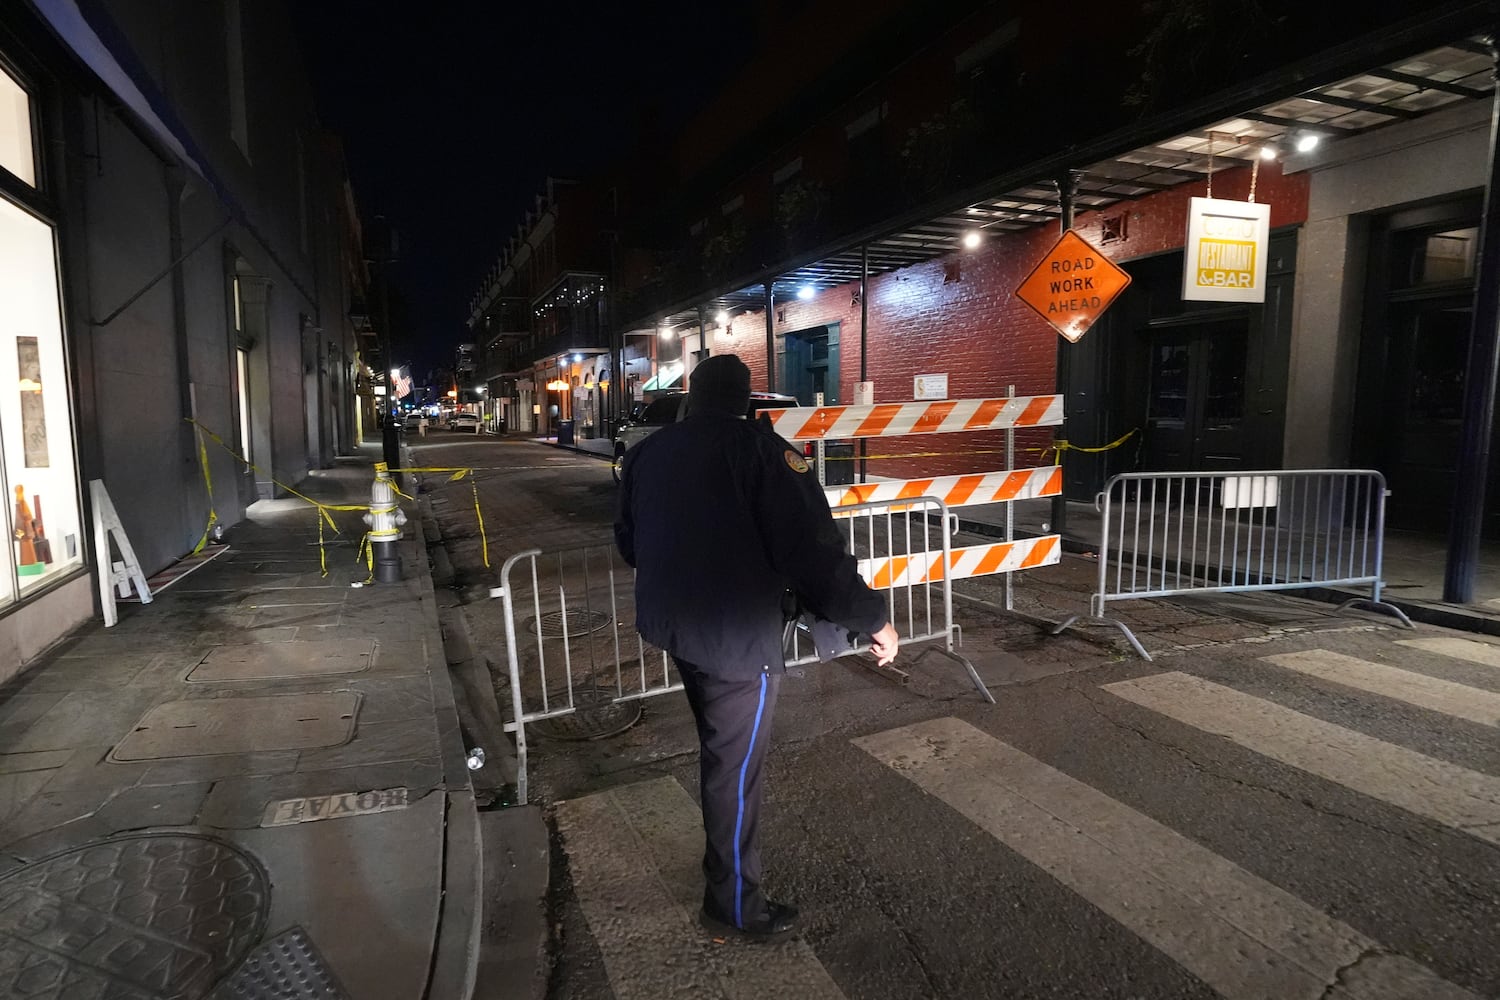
[699,901,800,941]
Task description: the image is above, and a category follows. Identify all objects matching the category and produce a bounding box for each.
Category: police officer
[615,353,898,940]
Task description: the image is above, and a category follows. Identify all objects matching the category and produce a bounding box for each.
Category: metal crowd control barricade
[492,540,670,806]
[491,495,1014,805]
[782,496,996,703]
[1052,469,1413,661]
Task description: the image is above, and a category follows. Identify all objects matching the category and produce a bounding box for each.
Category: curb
[409,447,552,1000]
[402,462,484,1000]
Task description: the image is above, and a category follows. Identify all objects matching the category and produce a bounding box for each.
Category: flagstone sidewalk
[0,446,485,999]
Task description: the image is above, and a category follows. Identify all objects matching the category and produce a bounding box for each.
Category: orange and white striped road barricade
[766,394,1062,441]
[774,388,1065,615]
[825,466,1062,513]
[782,496,1005,704]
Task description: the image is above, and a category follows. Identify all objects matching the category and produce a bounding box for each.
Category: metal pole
[1005,383,1015,611]
[1445,34,1500,604]
[860,244,869,484]
[697,304,708,385]
[764,281,776,392]
[378,262,400,488]
[1050,173,1076,539]
[814,392,826,483]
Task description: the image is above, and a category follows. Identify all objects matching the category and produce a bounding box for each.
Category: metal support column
[1050,174,1076,537]
[764,281,776,392]
[379,265,400,489]
[860,244,869,484]
[1446,34,1500,604]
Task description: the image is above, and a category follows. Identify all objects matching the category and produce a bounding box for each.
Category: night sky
[292,2,754,374]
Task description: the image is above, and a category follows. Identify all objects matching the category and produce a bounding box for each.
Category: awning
[29,0,207,182]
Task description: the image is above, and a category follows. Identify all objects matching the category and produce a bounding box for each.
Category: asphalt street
[412,430,1500,1000]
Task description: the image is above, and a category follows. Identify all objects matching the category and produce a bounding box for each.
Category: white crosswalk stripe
[554,776,848,1000]
[854,716,1479,1000]
[1104,672,1500,846]
[1397,636,1500,670]
[1260,649,1500,726]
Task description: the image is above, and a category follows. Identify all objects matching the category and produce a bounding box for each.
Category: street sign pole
[1053,174,1076,537]
[1014,182,1131,545]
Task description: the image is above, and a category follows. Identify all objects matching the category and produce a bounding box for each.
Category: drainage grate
[523,609,612,638]
[0,834,269,999]
[207,926,350,999]
[531,685,642,741]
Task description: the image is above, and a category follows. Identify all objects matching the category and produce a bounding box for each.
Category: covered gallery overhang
[633,25,1495,339]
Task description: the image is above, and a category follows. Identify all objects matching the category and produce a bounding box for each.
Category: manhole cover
[523,609,612,638]
[531,685,642,741]
[0,834,269,998]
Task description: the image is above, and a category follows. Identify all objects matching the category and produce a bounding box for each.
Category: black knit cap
[687,354,752,417]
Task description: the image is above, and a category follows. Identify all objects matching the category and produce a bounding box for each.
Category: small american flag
[394,375,413,399]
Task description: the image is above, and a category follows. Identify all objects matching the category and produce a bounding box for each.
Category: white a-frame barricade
[90,479,152,627]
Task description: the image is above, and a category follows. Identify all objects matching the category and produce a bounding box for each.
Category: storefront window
[0,64,34,187]
[0,196,81,604]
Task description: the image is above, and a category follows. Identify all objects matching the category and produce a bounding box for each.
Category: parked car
[611,390,798,482]
[450,412,482,433]
[401,410,426,431]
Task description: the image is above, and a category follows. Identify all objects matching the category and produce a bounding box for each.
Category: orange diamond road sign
[1015,229,1132,343]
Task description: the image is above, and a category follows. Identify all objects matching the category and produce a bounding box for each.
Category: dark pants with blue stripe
[676,659,782,928]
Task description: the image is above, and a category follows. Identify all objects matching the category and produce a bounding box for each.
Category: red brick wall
[710,160,1311,480]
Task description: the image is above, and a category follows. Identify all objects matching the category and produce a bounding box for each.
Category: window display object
[13,485,50,576]
[18,336,47,467]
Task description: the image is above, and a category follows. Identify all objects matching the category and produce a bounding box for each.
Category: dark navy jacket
[615,412,889,678]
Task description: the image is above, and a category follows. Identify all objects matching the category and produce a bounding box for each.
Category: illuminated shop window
[0,189,80,607]
[0,64,34,187]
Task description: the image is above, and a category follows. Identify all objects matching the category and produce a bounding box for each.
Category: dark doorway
[1143,317,1249,472]
[777,322,840,405]
[1371,293,1472,528]
[1355,195,1484,532]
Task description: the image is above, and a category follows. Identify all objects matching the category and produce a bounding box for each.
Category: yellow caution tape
[812,431,1137,464]
[190,423,219,555]
[387,466,472,481]
[182,431,519,578]
[187,419,383,577]
[471,478,490,568]
[354,531,375,584]
[1038,428,1138,464]
[386,466,491,568]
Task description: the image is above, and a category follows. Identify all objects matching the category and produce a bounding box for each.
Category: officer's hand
[870,623,899,666]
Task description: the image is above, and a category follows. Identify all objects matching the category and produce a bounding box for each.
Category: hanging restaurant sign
[1183,197,1270,303]
[1014,229,1131,343]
